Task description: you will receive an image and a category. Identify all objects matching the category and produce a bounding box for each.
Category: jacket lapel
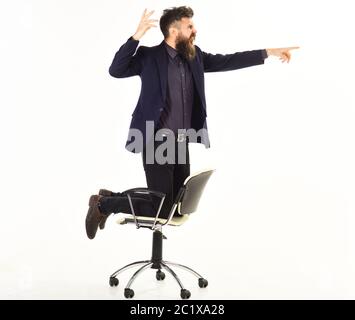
[187,58,203,103]
[155,41,168,102]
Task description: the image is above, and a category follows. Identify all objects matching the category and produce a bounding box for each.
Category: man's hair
[160,6,194,38]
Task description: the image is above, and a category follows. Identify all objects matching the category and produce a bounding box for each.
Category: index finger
[146,10,155,18]
[141,8,147,18]
[285,46,300,51]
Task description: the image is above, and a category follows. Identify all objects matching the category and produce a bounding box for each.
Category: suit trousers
[99,138,190,219]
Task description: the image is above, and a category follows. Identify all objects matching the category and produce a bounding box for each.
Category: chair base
[109,259,208,299]
[108,230,208,299]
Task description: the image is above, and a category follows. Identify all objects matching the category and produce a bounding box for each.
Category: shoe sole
[85,207,96,239]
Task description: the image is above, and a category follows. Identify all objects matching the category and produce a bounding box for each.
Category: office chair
[108,168,214,299]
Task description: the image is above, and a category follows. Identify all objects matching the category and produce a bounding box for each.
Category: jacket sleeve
[109,37,144,78]
[202,49,267,73]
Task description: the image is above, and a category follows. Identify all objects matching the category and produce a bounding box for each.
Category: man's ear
[168,26,178,38]
[169,21,181,38]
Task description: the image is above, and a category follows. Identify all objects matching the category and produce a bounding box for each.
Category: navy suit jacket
[109,37,266,153]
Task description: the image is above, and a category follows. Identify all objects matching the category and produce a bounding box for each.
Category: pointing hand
[266,47,300,63]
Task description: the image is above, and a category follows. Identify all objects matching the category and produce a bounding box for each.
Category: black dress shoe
[85,195,105,239]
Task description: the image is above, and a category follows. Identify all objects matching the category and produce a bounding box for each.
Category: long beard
[175,33,196,61]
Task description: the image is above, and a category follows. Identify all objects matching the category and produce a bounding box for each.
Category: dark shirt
[157,44,268,133]
[157,42,195,133]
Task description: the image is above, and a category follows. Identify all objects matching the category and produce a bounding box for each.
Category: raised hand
[132,9,158,41]
[266,47,300,63]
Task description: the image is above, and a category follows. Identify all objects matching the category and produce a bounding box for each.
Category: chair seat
[117,214,189,227]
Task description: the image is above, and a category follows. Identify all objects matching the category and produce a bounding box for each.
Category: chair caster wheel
[198,278,208,288]
[109,277,119,287]
[156,270,166,281]
[124,288,135,299]
[180,289,191,299]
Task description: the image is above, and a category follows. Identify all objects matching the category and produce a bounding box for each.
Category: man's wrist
[132,33,140,41]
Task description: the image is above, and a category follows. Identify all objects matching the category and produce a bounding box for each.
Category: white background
[1,0,355,299]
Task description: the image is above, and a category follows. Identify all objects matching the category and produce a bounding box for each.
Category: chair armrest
[123,187,166,229]
[123,187,165,199]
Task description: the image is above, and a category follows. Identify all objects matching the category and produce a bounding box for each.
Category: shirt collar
[164,41,178,59]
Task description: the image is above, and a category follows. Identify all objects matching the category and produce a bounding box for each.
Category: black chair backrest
[177,169,214,215]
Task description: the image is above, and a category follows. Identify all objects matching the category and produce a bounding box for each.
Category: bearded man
[85,6,298,239]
